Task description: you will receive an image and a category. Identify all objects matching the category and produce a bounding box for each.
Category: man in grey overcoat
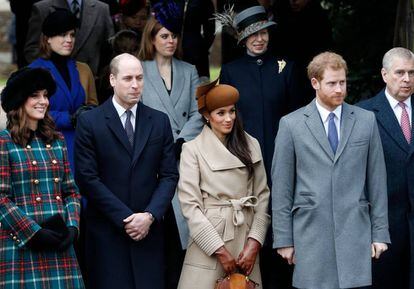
[272,51,390,289]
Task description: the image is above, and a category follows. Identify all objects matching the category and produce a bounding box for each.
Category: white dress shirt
[315,99,342,141]
[112,97,137,131]
[385,89,412,126]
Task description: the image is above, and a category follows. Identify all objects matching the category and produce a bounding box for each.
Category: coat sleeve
[366,113,390,243]
[24,3,42,64]
[177,65,203,141]
[247,139,271,245]
[59,137,81,231]
[271,117,296,248]
[143,114,179,220]
[0,137,41,248]
[74,113,134,229]
[76,61,98,106]
[178,143,225,256]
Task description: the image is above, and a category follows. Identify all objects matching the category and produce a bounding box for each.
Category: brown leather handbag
[214,273,259,289]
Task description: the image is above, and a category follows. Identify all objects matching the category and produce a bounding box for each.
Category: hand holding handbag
[214,273,258,289]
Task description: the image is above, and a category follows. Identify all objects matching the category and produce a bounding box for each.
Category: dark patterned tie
[125,110,134,146]
[328,112,338,154]
[71,0,80,19]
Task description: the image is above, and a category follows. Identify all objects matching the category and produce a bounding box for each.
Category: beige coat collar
[195,125,262,171]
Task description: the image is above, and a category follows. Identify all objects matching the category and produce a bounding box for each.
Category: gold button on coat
[54,177,60,183]
[52,160,57,164]
[26,145,31,149]
[55,196,61,201]
[33,179,39,184]
[35,197,41,202]
[32,160,37,165]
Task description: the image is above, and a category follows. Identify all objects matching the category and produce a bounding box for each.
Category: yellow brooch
[278,60,286,73]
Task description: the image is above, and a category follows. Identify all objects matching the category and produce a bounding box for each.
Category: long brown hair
[138,16,182,60]
[204,109,253,177]
[7,106,60,147]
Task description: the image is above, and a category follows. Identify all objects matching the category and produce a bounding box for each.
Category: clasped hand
[123,212,153,241]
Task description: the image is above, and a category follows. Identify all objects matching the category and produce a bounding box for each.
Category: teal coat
[0,130,84,289]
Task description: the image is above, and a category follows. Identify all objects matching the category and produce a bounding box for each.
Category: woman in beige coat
[177,80,270,289]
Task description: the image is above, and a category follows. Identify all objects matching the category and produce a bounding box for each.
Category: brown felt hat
[197,79,239,113]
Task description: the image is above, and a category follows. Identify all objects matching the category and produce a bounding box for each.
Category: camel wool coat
[177,126,270,289]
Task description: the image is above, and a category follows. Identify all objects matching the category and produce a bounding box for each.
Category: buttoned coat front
[272,101,390,289]
[0,131,83,289]
[177,126,270,289]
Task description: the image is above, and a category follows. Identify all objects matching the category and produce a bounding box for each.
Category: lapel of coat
[132,103,153,166]
[104,99,133,155]
[170,58,185,107]
[304,100,335,161]
[73,0,97,55]
[40,59,74,110]
[334,103,355,163]
[373,90,410,153]
[145,60,180,125]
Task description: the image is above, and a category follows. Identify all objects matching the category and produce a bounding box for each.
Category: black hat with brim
[42,8,78,37]
[1,67,56,113]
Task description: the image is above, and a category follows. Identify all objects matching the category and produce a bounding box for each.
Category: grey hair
[382,47,414,70]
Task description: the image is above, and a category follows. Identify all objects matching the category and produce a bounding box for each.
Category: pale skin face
[206,104,236,142]
[47,29,75,56]
[381,56,414,102]
[110,55,144,110]
[24,89,49,130]
[245,29,269,56]
[311,67,347,111]
[123,8,148,31]
[152,27,178,59]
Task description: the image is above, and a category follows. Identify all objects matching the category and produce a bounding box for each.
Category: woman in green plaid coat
[0,67,84,288]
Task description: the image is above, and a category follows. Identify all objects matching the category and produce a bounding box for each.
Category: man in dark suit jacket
[358,47,414,289]
[74,53,178,289]
[24,0,114,75]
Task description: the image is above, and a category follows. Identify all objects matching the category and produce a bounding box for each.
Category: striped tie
[71,0,80,19]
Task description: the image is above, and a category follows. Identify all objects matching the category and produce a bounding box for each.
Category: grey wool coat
[141,58,203,142]
[177,126,270,289]
[271,100,390,289]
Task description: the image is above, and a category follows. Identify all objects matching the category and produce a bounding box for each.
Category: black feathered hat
[42,8,78,37]
[1,67,56,113]
[150,0,183,34]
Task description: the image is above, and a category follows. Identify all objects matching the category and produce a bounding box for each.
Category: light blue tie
[328,112,338,154]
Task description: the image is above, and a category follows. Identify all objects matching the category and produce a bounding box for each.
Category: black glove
[174,138,185,160]
[71,105,97,128]
[27,228,65,251]
[58,226,78,251]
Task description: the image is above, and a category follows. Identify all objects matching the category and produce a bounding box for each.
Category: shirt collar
[112,97,138,118]
[315,98,342,122]
[385,88,412,110]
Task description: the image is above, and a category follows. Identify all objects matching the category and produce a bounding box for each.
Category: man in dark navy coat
[358,47,414,289]
[74,53,178,289]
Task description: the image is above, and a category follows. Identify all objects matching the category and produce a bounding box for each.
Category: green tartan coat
[0,130,84,289]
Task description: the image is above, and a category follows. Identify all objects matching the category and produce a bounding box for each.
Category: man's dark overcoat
[358,90,414,289]
[74,99,178,289]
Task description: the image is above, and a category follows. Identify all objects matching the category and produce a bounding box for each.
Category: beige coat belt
[203,196,258,242]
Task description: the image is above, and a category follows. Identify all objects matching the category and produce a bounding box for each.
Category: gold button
[54,177,60,183]
[12,236,17,240]
[52,160,57,165]
[16,239,20,243]
[32,160,37,166]
[55,196,61,201]
[9,233,13,237]
[35,197,41,202]
[33,179,39,185]
[26,145,31,149]
[46,144,51,148]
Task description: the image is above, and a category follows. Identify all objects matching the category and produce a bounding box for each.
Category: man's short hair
[382,47,414,71]
[307,52,348,81]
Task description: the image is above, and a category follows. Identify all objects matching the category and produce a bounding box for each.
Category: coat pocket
[183,216,224,270]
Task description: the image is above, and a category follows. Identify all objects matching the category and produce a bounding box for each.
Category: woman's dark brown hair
[38,33,75,59]
[7,100,60,147]
[138,16,182,60]
[204,108,254,177]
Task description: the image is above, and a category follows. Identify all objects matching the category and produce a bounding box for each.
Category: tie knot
[126,110,132,117]
[399,102,407,109]
[329,112,336,120]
